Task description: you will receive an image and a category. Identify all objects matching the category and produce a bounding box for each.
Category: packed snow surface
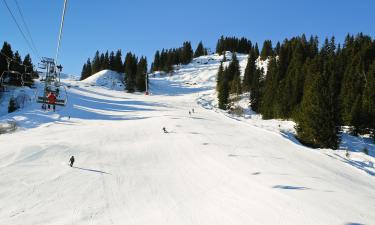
[0,54,374,225]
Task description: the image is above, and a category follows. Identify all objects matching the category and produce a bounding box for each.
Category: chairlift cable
[14,0,41,60]
[1,0,41,61]
[54,0,68,67]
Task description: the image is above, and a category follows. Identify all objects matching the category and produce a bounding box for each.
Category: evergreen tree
[296,57,339,149]
[8,97,18,113]
[80,63,87,81]
[99,53,105,70]
[254,43,260,58]
[12,51,23,73]
[103,51,110,69]
[259,56,279,119]
[152,50,160,71]
[194,41,205,58]
[260,40,273,60]
[109,51,116,70]
[227,53,241,95]
[91,51,101,74]
[181,41,193,64]
[243,50,257,92]
[114,50,123,73]
[216,62,224,91]
[362,60,375,140]
[218,69,230,110]
[0,42,14,75]
[250,68,263,112]
[275,42,281,55]
[22,54,35,84]
[80,58,92,80]
[124,52,138,92]
[136,57,147,91]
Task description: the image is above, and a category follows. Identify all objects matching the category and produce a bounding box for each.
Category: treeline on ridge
[150,41,208,73]
[216,33,375,148]
[80,50,148,93]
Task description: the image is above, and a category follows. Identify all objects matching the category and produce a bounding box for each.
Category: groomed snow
[0,55,374,225]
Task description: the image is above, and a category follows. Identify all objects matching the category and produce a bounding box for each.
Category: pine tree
[216,62,224,91]
[259,56,279,119]
[13,51,23,73]
[136,57,147,91]
[362,60,375,140]
[296,57,339,149]
[250,68,263,112]
[194,41,205,58]
[227,53,241,95]
[86,58,92,78]
[8,97,18,113]
[260,40,273,60]
[22,54,35,84]
[0,42,14,75]
[109,51,116,70]
[91,51,100,74]
[218,70,229,110]
[80,63,87,81]
[103,51,110,69]
[152,50,160,71]
[254,43,260,58]
[114,50,123,73]
[181,41,193,64]
[243,50,257,92]
[216,36,225,54]
[124,52,138,92]
[99,53,105,70]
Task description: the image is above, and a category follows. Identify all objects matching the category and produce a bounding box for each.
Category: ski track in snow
[0,53,374,225]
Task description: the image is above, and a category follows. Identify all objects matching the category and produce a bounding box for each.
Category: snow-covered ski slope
[0,57,374,225]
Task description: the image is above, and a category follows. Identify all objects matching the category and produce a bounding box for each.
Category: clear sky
[1,0,374,75]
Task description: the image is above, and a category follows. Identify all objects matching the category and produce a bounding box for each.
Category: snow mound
[81,70,124,90]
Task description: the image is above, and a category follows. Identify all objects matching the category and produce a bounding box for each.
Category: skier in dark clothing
[162,127,168,133]
[69,156,75,167]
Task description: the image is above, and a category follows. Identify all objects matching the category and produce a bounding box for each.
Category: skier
[189,111,191,116]
[192,108,194,113]
[47,92,57,112]
[162,127,168,133]
[69,156,75,167]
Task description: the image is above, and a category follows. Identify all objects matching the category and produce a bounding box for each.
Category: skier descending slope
[69,156,75,167]
[162,127,168,133]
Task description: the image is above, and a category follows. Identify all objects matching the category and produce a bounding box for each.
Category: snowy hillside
[81,69,124,90]
[0,54,374,225]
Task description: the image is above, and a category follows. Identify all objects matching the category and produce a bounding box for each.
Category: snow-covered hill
[81,69,124,90]
[0,54,374,225]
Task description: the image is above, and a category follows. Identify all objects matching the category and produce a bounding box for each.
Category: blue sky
[1,0,374,75]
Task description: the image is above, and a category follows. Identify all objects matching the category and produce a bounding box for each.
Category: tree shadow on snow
[333,153,375,177]
[5,85,170,129]
[73,166,111,175]
[272,185,310,190]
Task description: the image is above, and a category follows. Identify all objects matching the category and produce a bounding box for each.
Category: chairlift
[37,84,68,106]
[22,72,34,86]
[0,59,24,91]
[0,70,24,89]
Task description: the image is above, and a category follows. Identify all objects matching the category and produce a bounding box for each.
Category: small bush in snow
[229,105,244,117]
[0,121,17,134]
[8,97,18,113]
[363,147,369,155]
